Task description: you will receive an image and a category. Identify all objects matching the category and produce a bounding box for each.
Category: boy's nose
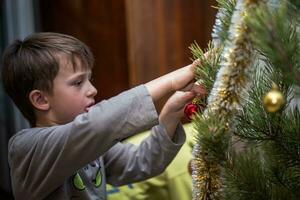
[87,83,98,97]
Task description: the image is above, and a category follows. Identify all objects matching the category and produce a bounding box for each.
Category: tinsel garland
[211,0,237,47]
[192,0,259,199]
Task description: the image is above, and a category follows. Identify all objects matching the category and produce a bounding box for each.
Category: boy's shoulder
[10,126,50,139]
[8,126,55,153]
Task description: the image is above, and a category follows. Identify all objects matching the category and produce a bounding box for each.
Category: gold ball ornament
[263,84,285,113]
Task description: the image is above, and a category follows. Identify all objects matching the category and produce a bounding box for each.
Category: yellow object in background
[107,123,195,200]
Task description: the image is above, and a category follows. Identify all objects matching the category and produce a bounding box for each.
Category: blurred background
[0,0,216,198]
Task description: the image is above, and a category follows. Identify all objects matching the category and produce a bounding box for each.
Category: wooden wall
[39,0,216,111]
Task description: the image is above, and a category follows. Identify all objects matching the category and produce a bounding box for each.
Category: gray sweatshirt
[8,85,186,200]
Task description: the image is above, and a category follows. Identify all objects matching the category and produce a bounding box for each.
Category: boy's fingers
[168,91,195,109]
[177,91,196,106]
[180,82,207,98]
[183,91,196,102]
[192,83,207,97]
[191,52,209,69]
[192,59,201,69]
[181,82,194,92]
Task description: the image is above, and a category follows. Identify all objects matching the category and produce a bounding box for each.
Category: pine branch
[223,149,271,200]
[193,112,230,164]
[233,62,277,141]
[231,56,300,199]
[276,107,300,166]
[287,0,300,12]
[263,140,300,198]
[189,42,222,93]
[246,2,300,86]
[224,147,300,200]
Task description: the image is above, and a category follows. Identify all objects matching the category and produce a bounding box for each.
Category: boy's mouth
[85,101,95,112]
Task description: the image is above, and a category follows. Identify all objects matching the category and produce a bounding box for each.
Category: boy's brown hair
[1,32,94,127]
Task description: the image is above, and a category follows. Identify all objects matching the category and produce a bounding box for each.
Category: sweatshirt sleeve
[104,123,186,186]
[8,85,158,199]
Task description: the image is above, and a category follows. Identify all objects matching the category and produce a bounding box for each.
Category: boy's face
[45,56,97,125]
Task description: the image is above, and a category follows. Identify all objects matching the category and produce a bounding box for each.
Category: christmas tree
[188,0,300,199]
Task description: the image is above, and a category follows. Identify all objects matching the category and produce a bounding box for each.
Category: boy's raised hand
[145,59,200,102]
[159,83,205,139]
[169,59,201,92]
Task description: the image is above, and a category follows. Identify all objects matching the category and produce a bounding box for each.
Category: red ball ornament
[184,103,199,121]
[184,99,206,121]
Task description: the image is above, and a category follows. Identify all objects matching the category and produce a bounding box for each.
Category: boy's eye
[73,80,82,86]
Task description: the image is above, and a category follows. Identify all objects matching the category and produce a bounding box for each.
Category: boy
[1,32,200,199]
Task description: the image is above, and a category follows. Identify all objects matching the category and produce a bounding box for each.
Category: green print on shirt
[73,173,86,191]
[73,168,102,190]
[93,168,102,188]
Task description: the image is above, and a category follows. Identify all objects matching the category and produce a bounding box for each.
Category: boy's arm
[104,123,186,186]
[104,83,204,185]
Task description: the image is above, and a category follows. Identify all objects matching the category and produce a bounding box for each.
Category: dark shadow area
[0,188,14,200]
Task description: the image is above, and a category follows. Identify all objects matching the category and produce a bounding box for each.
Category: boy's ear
[29,90,50,111]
